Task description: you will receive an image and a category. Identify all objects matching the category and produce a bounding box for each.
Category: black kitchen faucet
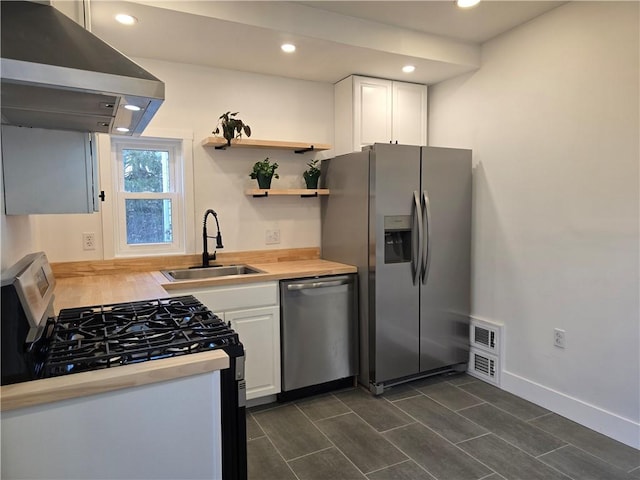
[202,209,224,267]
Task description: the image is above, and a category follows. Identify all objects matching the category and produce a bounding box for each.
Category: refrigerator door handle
[413,191,424,285]
[422,190,432,284]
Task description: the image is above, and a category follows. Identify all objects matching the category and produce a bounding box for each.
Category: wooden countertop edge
[0,350,229,412]
[155,260,357,290]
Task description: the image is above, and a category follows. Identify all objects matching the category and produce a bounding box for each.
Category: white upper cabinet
[392,81,428,146]
[355,77,393,149]
[1,125,100,214]
[334,75,428,156]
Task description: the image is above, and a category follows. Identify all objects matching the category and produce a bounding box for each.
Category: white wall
[429,2,639,447]
[29,61,333,261]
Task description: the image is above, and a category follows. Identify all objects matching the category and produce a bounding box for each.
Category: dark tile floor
[247,374,640,480]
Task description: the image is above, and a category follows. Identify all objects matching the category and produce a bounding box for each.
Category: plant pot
[256,173,273,189]
[303,172,320,189]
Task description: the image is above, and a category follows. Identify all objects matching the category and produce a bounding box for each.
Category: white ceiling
[90,1,564,85]
[302,1,564,43]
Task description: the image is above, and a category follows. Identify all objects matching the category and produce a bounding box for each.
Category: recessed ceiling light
[116,127,130,133]
[115,13,138,25]
[402,65,416,73]
[281,43,296,53]
[124,105,141,111]
[456,0,481,8]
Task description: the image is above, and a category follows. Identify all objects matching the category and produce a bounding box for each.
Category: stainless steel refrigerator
[320,143,472,394]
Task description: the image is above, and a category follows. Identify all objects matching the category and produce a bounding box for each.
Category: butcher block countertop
[53,272,169,312]
[1,351,229,412]
[2,253,356,411]
[54,258,356,310]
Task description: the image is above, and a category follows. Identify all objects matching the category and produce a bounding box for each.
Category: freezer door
[420,147,472,371]
[370,143,421,384]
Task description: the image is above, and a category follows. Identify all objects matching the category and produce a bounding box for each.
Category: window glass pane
[122,149,170,193]
[125,199,173,244]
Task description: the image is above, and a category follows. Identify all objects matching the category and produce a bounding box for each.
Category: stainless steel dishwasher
[280,274,358,395]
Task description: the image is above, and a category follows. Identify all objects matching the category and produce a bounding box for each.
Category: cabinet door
[353,76,392,150]
[226,306,280,400]
[183,283,278,313]
[1,125,98,214]
[392,81,428,146]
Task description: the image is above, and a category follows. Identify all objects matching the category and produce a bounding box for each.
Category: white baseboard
[501,370,640,449]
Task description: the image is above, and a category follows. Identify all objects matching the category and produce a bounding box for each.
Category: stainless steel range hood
[1,1,164,136]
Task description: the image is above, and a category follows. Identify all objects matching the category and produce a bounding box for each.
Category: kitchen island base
[1,372,223,479]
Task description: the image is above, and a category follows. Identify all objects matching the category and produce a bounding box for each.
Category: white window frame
[103,137,190,257]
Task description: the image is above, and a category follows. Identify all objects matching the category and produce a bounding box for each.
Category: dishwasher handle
[286,278,352,290]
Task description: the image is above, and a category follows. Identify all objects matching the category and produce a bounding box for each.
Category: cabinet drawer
[179,282,278,313]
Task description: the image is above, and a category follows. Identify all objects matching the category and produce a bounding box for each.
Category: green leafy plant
[213,111,251,146]
[250,157,279,179]
[303,158,321,189]
[250,157,279,189]
[304,158,320,177]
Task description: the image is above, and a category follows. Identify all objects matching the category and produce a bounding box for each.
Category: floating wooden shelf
[245,189,330,198]
[202,137,331,153]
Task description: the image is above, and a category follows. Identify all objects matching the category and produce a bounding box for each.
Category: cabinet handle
[99,191,106,202]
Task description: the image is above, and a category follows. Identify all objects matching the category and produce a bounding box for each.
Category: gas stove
[1,253,243,385]
[38,296,241,379]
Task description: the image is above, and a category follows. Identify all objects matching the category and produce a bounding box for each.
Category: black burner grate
[41,296,240,378]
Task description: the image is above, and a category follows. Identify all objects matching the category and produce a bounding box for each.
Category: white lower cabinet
[168,282,281,400]
[225,306,281,400]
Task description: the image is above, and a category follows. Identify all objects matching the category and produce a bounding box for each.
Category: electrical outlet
[265,229,280,245]
[554,328,566,348]
[83,232,96,250]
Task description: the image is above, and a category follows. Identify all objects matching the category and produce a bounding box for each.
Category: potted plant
[213,111,252,146]
[250,157,279,189]
[303,158,321,189]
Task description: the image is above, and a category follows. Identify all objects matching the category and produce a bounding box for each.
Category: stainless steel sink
[161,265,264,282]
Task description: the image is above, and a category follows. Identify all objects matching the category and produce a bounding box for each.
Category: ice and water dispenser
[384,215,412,264]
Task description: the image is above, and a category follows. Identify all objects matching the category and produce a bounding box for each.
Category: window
[111,137,185,255]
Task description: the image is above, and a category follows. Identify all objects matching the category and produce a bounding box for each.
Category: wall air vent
[469,348,499,385]
[468,318,503,386]
[474,324,495,349]
[470,318,501,354]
